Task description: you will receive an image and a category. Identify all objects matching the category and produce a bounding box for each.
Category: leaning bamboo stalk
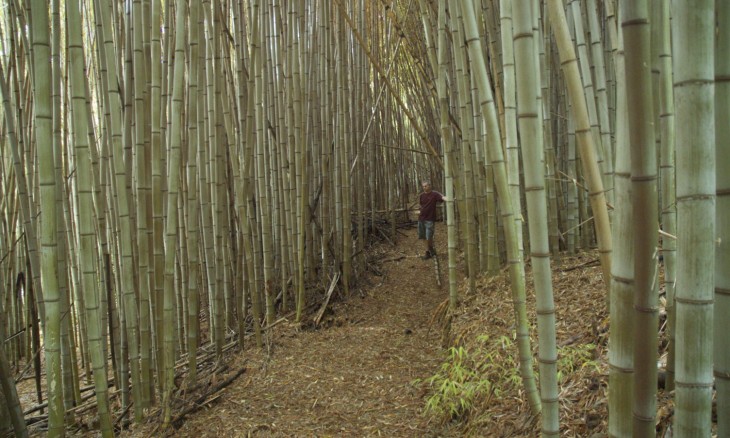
[568,1,607,195]
[585,0,614,208]
[537,2,561,256]
[604,0,619,136]
[498,0,525,274]
[0,35,44,343]
[0,292,28,437]
[333,0,442,169]
[461,0,541,415]
[0,296,28,438]
[546,0,612,288]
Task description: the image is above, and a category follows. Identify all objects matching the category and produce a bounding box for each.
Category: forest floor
[18,219,692,437]
[124,220,452,437]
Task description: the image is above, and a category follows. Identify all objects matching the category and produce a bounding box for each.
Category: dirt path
[170,222,452,437]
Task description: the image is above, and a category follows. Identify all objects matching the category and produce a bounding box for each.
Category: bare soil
[120,221,454,437]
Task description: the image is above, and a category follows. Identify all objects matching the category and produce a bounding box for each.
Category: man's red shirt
[419,191,444,222]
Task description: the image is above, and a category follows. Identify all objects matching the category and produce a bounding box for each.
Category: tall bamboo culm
[621,2,659,435]
[673,0,716,435]
[657,0,677,393]
[29,1,65,435]
[607,8,635,435]
[461,1,541,415]
[436,1,458,310]
[513,0,558,434]
[67,0,113,435]
[161,0,188,427]
[715,2,730,436]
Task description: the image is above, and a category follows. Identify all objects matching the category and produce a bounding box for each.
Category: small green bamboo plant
[415,345,493,423]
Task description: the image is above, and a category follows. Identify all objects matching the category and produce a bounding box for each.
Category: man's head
[421,181,432,193]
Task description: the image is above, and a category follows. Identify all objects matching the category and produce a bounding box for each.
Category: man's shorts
[418,220,435,240]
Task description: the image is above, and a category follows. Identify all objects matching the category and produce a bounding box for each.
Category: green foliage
[416,334,602,426]
[414,346,492,423]
[415,335,528,424]
[556,343,600,382]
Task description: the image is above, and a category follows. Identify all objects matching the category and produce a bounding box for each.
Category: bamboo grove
[0,0,726,437]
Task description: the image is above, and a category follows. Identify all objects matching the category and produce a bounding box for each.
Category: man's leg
[418,221,433,259]
[425,221,435,256]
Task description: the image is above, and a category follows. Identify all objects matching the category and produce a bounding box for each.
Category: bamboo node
[632,304,658,313]
[673,380,713,389]
[714,370,730,379]
[621,18,650,27]
[676,193,715,204]
[715,287,730,297]
[608,363,634,373]
[674,296,714,305]
[611,275,634,286]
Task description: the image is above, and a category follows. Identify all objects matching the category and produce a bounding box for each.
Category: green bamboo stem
[657,0,677,393]
[161,0,188,427]
[461,0,541,415]
[673,0,716,435]
[715,2,730,436]
[513,0,559,434]
[607,9,635,435]
[30,0,65,434]
[546,0,612,289]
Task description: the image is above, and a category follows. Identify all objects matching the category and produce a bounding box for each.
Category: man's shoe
[422,250,433,260]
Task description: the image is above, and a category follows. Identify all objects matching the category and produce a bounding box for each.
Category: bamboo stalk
[546,0,612,288]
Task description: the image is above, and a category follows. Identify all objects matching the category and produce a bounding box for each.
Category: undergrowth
[415,334,601,425]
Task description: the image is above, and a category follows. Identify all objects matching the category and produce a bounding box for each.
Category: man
[418,180,448,259]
